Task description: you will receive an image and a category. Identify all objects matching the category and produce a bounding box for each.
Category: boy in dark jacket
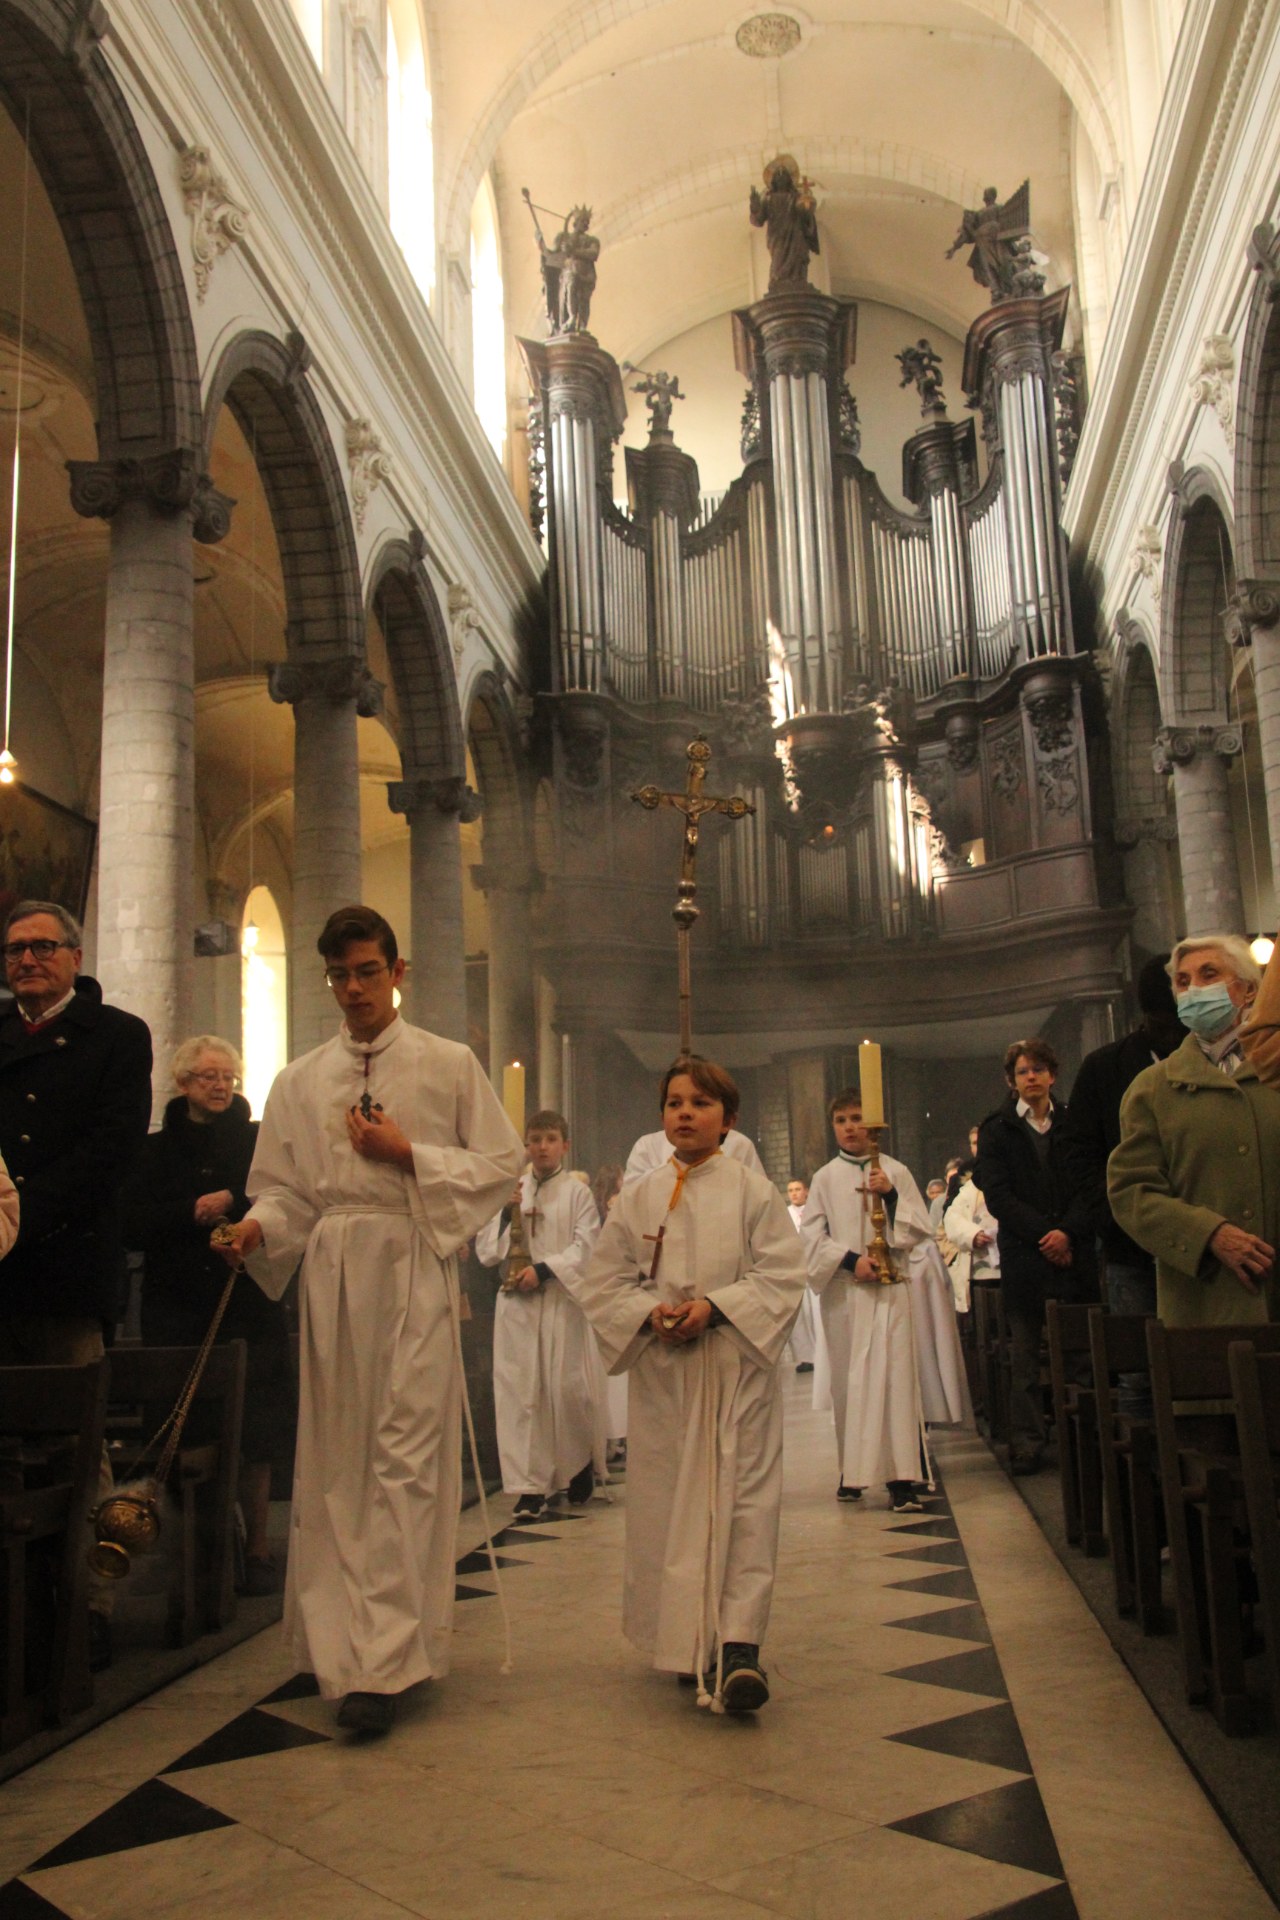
[975,1037,1095,1474]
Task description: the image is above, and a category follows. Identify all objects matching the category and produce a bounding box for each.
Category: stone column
[1230,582,1280,895]
[387,773,477,1042]
[1113,816,1180,954]
[68,453,232,1106]
[474,864,537,1096]
[269,658,382,1056]
[1154,724,1245,932]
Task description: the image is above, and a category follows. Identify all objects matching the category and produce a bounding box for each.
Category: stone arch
[1160,471,1236,726]
[1235,224,1280,587]
[201,330,363,661]
[465,668,527,856]
[1113,622,1180,956]
[367,536,465,784]
[0,0,201,459]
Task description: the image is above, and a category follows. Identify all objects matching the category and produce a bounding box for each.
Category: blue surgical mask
[1175,983,1239,1038]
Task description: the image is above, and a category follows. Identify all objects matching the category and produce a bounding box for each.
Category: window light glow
[470,175,507,459]
[241,886,288,1119]
[386,2,435,299]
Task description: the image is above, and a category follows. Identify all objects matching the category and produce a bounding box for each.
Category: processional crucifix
[631,736,755,1053]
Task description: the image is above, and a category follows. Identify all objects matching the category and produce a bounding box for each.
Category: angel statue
[749,155,819,290]
[946,181,1041,304]
[624,365,685,437]
[896,339,947,416]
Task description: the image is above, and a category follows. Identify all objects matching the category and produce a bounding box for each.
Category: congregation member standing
[801,1088,934,1512]
[0,899,152,1670]
[1110,935,1279,1325]
[123,1035,294,1594]
[476,1108,600,1522]
[976,1038,1095,1476]
[567,1057,805,1713]
[216,906,521,1735]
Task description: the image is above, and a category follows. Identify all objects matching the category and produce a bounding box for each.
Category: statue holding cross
[632,735,755,1052]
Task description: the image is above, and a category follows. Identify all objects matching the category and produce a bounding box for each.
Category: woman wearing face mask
[1107,935,1280,1326]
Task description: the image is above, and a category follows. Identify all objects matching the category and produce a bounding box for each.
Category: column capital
[67,451,235,544]
[1224,578,1280,647]
[1113,814,1178,849]
[1152,723,1242,775]
[387,774,482,823]
[268,657,384,716]
[470,862,542,897]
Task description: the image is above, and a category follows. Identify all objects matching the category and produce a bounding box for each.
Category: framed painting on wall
[0,782,96,928]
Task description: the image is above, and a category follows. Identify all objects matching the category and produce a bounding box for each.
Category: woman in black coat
[122,1036,294,1595]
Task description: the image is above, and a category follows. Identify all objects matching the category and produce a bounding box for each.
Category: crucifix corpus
[631,735,755,1053]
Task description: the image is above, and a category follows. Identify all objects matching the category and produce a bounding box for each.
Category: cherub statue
[946,181,1036,304]
[896,339,947,415]
[625,366,685,437]
[749,155,819,290]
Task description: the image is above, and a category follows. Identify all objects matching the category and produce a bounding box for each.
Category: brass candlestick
[502,1195,532,1291]
[863,1124,898,1286]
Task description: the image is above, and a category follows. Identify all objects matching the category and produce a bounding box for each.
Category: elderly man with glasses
[0,898,153,1670]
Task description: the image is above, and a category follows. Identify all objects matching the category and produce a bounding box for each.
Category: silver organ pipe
[808,372,842,711]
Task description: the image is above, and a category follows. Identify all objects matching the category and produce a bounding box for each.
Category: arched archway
[466,672,533,1094]
[1234,226,1280,889]
[1111,625,1180,955]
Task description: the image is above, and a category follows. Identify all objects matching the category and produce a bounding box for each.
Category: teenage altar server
[565,1056,805,1714]
[802,1087,934,1512]
[476,1109,601,1522]
[217,906,521,1736]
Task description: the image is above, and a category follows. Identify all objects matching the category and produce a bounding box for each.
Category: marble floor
[0,1383,1275,1920]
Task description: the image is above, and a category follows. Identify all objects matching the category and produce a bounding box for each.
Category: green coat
[1107,1034,1280,1327]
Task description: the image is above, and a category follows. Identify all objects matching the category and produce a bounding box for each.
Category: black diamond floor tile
[454,1550,528,1575]
[488,1527,560,1547]
[885,1601,992,1643]
[455,1582,497,1600]
[888,1567,980,1601]
[28,1781,235,1872]
[258,1672,321,1704]
[884,1518,962,1539]
[977,1881,1079,1919]
[890,1775,1064,1880]
[0,1882,73,1918]
[890,1644,1008,1698]
[889,1701,1032,1774]
[164,1707,331,1774]
[889,1540,969,1566]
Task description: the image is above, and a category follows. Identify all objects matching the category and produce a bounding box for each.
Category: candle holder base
[863,1124,899,1286]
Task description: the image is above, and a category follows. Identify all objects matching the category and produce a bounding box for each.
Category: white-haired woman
[122,1037,295,1593]
[1108,935,1279,1326]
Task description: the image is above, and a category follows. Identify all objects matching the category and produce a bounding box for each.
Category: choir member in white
[476,1110,601,1522]
[801,1088,935,1512]
[784,1176,818,1371]
[218,906,522,1737]
[565,1057,806,1713]
[623,1118,765,1183]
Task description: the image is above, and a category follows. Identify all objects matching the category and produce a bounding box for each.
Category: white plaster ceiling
[435,0,1122,381]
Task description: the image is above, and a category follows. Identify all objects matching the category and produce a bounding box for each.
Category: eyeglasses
[3,939,74,963]
[189,1069,240,1087]
[324,963,389,989]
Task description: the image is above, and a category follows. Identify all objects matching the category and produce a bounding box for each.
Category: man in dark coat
[975,1036,1096,1474]
[1058,956,1184,1415]
[0,899,153,1664]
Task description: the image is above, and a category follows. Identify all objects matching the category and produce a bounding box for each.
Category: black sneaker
[795,1362,814,1373]
[512,1493,549,1521]
[566,1460,594,1505]
[719,1643,769,1712]
[836,1482,863,1502]
[891,1495,925,1514]
[336,1690,394,1735]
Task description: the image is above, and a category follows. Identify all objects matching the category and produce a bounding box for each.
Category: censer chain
[134,1269,239,1484]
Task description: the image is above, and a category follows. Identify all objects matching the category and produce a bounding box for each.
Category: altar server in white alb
[476,1109,601,1522]
[802,1087,934,1513]
[783,1176,818,1372]
[566,1056,806,1714]
[217,906,521,1737]
[622,1112,765,1183]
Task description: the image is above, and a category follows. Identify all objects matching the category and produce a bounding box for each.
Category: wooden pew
[971,1276,1008,1445]
[0,1361,109,1751]
[1228,1344,1280,1723]
[1046,1300,1104,1553]
[1147,1320,1280,1733]
[104,1341,247,1647]
[1088,1308,1163,1633]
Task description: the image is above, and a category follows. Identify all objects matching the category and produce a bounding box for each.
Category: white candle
[858,1039,885,1128]
[502,1060,526,1136]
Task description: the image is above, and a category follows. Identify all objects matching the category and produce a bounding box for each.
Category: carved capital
[178,145,249,303]
[1023,688,1075,755]
[284,330,313,391]
[268,657,384,715]
[345,417,391,535]
[447,582,481,662]
[1226,578,1280,648]
[1114,814,1178,848]
[387,775,481,823]
[1247,221,1280,301]
[67,449,232,530]
[1130,524,1163,606]
[1153,723,1241,774]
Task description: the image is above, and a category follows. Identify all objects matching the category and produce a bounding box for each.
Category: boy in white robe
[801,1088,934,1513]
[475,1109,601,1522]
[623,1119,765,1183]
[217,906,521,1736]
[565,1056,806,1713]
[784,1176,817,1372]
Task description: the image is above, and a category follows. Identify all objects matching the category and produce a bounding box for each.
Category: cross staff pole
[631,735,755,1053]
